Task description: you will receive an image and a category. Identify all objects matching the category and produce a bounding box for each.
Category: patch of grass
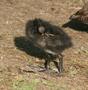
[12,80,37,90]
[12,77,38,90]
[11,74,70,90]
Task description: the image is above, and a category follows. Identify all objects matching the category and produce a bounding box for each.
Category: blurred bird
[70,2,88,24]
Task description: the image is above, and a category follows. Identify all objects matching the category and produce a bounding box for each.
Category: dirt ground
[0,0,88,90]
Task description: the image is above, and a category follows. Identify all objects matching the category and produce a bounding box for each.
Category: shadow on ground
[14,36,47,59]
[62,20,88,33]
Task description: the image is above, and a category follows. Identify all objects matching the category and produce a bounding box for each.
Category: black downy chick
[26,18,72,73]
